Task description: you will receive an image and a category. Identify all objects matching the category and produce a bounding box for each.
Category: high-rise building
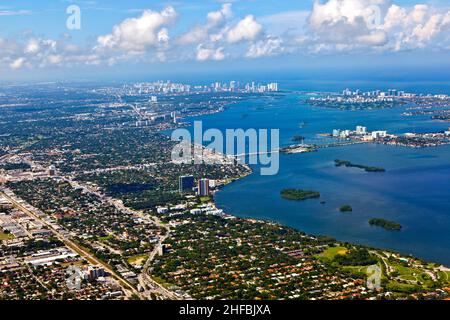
[88,266,106,280]
[340,130,351,138]
[48,165,56,176]
[372,131,387,139]
[179,175,194,194]
[213,82,221,91]
[343,88,352,96]
[388,89,397,97]
[332,129,341,137]
[267,83,279,92]
[171,111,178,124]
[356,126,367,135]
[198,178,210,196]
[445,127,450,136]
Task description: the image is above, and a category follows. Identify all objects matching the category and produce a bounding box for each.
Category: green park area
[316,246,379,279]
[316,246,348,260]
[373,253,450,294]
[0,231,14,240]
[200,196,212,203]
[97,235,113,241]
[127,253,149,266]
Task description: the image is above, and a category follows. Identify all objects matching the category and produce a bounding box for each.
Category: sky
[0,0,450,82]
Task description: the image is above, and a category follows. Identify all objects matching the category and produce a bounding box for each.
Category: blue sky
[0,0,450,82]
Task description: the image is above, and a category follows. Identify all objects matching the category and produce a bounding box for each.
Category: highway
[59,176,181,300]
[0,189,140,298]
[1,153,181,300]
[139,227,182,300]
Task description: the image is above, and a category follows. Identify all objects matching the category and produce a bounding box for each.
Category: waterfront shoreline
[190,94,449,266]
[213,172,449,268]
[165,89,450,268]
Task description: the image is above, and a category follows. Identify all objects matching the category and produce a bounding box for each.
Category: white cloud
[207,3,232,26]
[412,14,442,43]
[10,57,25,69]
[383,3,450,50]
[410,4,428,24]
[383,4,407,30]
[384,4,430,30]
[196,45,225,61]
[157,28,170,43]
[2,1,450,71]
[178,26,209,45]
[309,0,388,28]
[24,39,40,54]
[96,6,177,53]
[303,0,450,53]
[179,4,272,62]
[226,15,262,43]
[47,54,63,65]
[0,4,279,69]
[246,36,282,58]
[306,0,390,50]
[356,31,388,46]
[0,10,31,16]
[178,3,233,45]
[0,35,103,70]
[444,11,450,26]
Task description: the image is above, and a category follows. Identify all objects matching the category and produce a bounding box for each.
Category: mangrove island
[281,189,321,201]
[339,205,353,212]
[369,218,402,231]
[335,159,386,172]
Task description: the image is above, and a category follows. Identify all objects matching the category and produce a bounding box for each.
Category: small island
[339,205,353,212]
[369,218,402,231]
[281,189,320,201]
[335,159,386,172]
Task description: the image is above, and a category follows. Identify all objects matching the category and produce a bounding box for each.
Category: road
[59,176,181,300]
[0,189,140,298]
[1,152,181,300]
[138,226,182,300]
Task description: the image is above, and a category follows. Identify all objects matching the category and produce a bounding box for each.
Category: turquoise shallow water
[186,89,450,265]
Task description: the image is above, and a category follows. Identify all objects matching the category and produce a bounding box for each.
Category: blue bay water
[185,86,450,265]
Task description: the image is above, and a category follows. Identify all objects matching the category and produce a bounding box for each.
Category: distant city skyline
[0,0,450,81]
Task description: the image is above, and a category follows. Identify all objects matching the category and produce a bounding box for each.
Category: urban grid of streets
[2,82,450,300]
[0,135,183,299]
[1,153,181,299]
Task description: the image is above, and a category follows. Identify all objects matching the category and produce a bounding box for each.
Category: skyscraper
[332,129,341,137]
[356,126,367,135]
[267,83,279,92]
[179,175,194,194]
[198,178,210,196]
